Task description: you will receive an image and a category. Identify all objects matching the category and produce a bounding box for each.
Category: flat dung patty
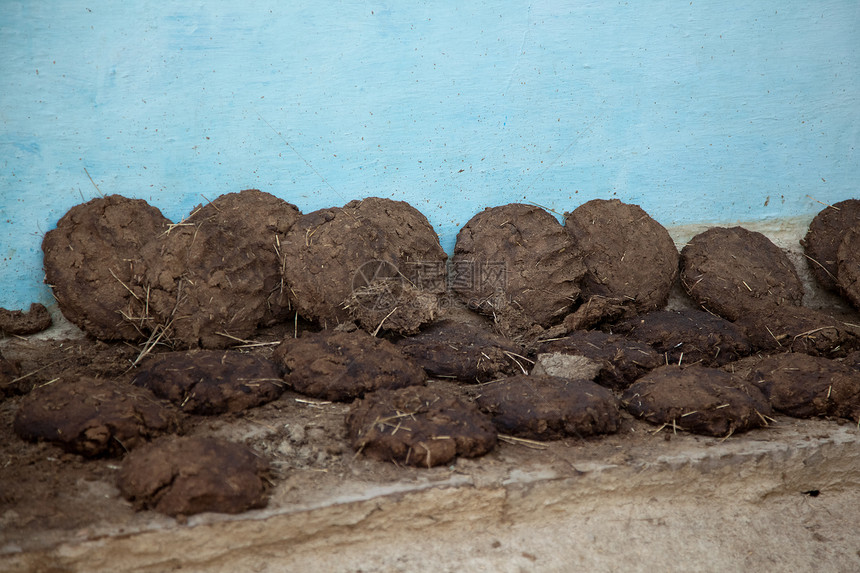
[622,365,772,436]
[564,199,679,313]
[734,304,860,356]
[42,195,171,341]
[613,309,752,367]
[836,227,860,311]
[748,353,860,421]
[117,436,271,517]
[537,330,662,390]
[801,199,860,293]
[451,203,586,335]
[0,303,52,336]
[475,374,622,440]
[346,385,497,467]
[680,226,803,321]
[13,376,183,457]
[395,320,524,382]
[190,189,302,326]
[281,197,447,335]
[134,190,301,348]
[273,329,426,401]
[133,349,284,415]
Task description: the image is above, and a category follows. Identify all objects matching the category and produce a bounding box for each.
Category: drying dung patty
[394,320,525,382]
[622,365,772,437]
[844,350,860,372]
[346,385,497,467]
[613,309,753,367]
[475,374,622,440]
[117,435,271,517]
[734,304,860,357]
[191,189,302,326]
[680,226,804,321]
[747,353,860,421]
[134,190,302,349]
[451,203,586,336]
[536,330,662,390]
[281,197,447,335]
[42,195,171,341]
[273,329,426,401]
[836,227,860,311]
[801,199,860,293]
[0,303,52,336]
[564,199,679,313]
[132,349,284,415]
[13,376,184,457]
[0,353,21,399]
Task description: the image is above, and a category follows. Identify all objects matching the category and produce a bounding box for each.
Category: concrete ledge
[4,418,859,573]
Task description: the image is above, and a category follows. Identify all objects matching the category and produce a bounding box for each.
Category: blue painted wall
[2,1,858,310]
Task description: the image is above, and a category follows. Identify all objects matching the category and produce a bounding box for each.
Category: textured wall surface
[1,1,858,309]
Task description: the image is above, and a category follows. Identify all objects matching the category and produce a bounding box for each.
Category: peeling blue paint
[0,1,858,309]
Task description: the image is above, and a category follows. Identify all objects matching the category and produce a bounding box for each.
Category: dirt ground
[2,219,860,572]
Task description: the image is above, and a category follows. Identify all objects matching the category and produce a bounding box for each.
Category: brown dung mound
[747,353,860,421]
[536,330,662,390]
[394,320,525,382]
[117,435,271,517]
[13,376,184,457]
[564,199,679,314]
[0,352,21,399]
[622,365,772,436]
[346,385,497,467]
[132,349,284,415]
[133,190,302,349]
[273,329,426,402]
[42,194,171,341]
[475,374,622,440]
[281,197,447,335]
[845,350,860,371]
[0,303,52,336]
[680,226,804,321]
[194,189,302,326]
[836,227,860,311]
[613,309,753,367]
[801,199,860,293]
[450,203,586,336]
[734,304,860,356]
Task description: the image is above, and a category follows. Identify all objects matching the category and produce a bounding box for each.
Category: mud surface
[801,199,860,292]
[42,195,171,341]
[394,319,523,382]
[346,385,497,467]
[747,352,860,421]
[117,435,271,517]
[451,203,586,336]
[132,349,284,415]
[537,330,662,390]
[273,329,426,401]
[0,303,52,336]
[474,374,621,440]
[680,226,804,321]
[282,198,447,335]
[622,364,772,436]
[613,309,752,367]
[13,376,183,458]
[135,190,302,349]
[564,199,679,313]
